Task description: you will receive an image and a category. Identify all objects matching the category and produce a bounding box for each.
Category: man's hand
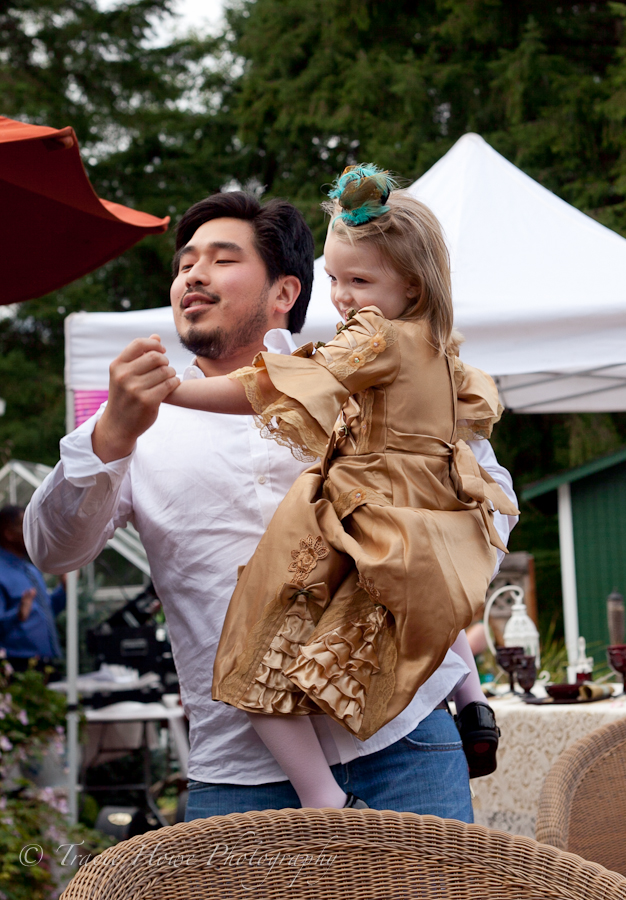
[92,334,180,463]
[19,588,36,622]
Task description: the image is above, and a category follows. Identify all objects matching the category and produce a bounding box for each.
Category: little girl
[165,165,517,808]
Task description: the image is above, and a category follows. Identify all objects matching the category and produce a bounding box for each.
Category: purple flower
[17,710,28,726]
[0,736,13,752]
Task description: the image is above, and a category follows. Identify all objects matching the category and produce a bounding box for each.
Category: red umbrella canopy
[0,116,169,304]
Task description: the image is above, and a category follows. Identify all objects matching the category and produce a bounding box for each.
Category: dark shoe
[343,792,369,809]
[455,701,500,778]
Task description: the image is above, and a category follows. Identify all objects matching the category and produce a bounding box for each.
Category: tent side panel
[75,390,108,427]
[571,463,626,662]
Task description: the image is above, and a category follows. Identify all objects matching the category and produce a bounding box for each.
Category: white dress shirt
[24,329,518,784]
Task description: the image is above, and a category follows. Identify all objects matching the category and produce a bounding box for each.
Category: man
[25,191,517,820]
[0,504,65,671]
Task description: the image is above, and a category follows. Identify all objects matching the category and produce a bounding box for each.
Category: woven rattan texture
[61,808,626,900]
[536,716,626,876]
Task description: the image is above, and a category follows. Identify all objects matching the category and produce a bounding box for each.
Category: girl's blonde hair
[323,189,457,355]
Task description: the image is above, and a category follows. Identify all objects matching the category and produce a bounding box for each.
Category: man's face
[170,217,275,360]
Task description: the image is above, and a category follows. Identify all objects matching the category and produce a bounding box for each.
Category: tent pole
[65,385,79,825]
[558,483,580,682]
[66,570,79,825]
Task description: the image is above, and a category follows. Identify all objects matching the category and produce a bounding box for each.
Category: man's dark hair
[0,505,24,541]
[173,192,315,334]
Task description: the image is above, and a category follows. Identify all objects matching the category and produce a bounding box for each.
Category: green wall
[572,461,626,661]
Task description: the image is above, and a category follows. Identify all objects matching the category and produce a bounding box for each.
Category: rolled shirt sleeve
[24,405,134,574]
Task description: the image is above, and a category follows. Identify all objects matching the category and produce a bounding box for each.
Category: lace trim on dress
[284,605,387,735]
[454,357,504,440]
[457,417,503,441]
[316,318,397,382]
[258,403,328,462]
[229,367,328,462]
[356,574,381,604]
[230,365,266,412]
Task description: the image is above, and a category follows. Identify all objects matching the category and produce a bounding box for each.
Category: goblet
[495,645,525,694]
[607,644,626,692]
[516,655,537,699]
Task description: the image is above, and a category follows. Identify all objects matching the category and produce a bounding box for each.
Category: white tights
[247,630,484,808]
[449,630,487,710]
[247,713,347,808]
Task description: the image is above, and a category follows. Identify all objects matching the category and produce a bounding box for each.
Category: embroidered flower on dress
[288,535,329,585]
[357,573,382,603]
[368,333,386,354]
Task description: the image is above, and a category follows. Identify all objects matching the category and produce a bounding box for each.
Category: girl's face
[324,229,415,321]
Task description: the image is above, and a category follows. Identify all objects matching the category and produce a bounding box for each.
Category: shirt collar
[181,328,297,381]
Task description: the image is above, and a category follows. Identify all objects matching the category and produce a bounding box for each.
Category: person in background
[0,504,66,672]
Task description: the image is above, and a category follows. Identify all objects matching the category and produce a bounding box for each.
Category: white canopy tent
[66,133,626,414]
[61,132,626,819]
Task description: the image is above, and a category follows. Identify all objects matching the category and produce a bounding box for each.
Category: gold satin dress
[213,306,518,741]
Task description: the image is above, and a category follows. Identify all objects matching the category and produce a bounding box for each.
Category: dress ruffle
[228,366,328,462]
[454,357,503,440]
[228,309,400,463]
[284,605,387,734]
[237,594,319,715]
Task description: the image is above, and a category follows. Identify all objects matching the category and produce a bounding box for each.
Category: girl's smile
[323,229,416,321]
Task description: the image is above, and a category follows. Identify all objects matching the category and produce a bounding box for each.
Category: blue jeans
[185,709,472,822]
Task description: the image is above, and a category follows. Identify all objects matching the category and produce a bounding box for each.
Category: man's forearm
[24,458,128,575]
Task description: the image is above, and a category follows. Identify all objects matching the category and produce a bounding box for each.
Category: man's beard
[178,285,271,361]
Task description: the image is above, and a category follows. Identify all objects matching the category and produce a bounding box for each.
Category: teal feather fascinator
[328,163,397,227]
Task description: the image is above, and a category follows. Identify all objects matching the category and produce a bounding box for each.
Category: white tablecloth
[472,689,626,837]
[84,701,189,775]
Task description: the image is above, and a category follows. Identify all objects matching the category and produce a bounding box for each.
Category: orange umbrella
[0,116,169,304]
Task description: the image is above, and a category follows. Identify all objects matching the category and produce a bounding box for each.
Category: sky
[97,0,227,41]
[172,0,226,33]
[148,0,228,43]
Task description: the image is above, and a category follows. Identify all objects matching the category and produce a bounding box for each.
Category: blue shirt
[0,546,65,658]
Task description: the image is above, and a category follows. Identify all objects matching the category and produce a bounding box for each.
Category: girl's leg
[247,713,348,808]
[450,630,500,779]
[450,630,485,710]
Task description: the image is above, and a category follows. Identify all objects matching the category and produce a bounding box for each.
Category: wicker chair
[61,808,626,899]
[536,716,626,876]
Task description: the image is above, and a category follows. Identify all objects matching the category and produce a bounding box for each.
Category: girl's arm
[164,370,271,415]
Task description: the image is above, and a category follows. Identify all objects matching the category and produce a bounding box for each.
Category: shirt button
[257,475,267,484]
